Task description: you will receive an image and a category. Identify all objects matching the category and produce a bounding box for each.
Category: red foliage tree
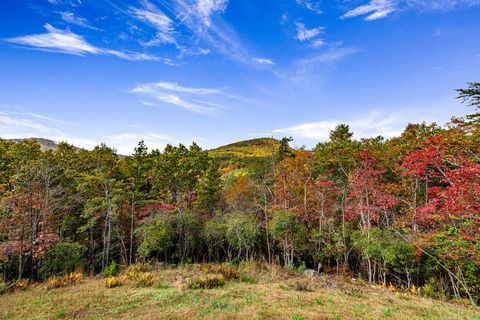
[346,150,397,230]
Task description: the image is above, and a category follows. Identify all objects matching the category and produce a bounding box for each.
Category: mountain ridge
[6,137,281,158]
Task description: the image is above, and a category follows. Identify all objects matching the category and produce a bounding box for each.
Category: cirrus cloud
[4,23,158,61]
[130,81,230,114]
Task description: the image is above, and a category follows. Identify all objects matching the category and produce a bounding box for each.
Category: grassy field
[1,264,479,320]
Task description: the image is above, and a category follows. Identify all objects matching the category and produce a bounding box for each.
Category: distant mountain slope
[6,137,281,160]
[209,138,279,160]
[8,138,60,151]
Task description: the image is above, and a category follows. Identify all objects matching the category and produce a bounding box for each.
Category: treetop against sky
[0,0,479,154]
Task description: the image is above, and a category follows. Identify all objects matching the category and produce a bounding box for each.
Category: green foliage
[314,124,358,181]
[195,160,223,213]
[422,228,480,299]
[203,214,228,260]
[421,278,444,299]
[239,274,256,284]
[39,241,86,279]
[457,82,480,123]
[270,211,308,266]
[352,228,416,280]
[277,137,294,162]
[135,217,173,260]
[152,143,209,206]
[102,261,119,277]
[173,210,203,262]
[296,262,307,274]
[224,212,260,260]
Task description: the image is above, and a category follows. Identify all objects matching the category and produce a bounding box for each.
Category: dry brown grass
[1,264,479,320]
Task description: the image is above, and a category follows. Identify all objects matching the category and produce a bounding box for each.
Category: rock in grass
[303,269,317,278]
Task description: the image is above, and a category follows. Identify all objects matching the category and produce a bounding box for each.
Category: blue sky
[0,0,479,154]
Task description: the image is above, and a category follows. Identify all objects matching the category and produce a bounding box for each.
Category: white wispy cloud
[276,45,359,84]
[0,113,52,133]
[47,0,82,6]
[195,0,228,26]
[296,0,322,14]
[11,111,73,126]
[173,0,260,64]
[341,0,396,21]
[310,39,326,48]
[143,82,222,95]
[294,47,359,67]
[130,81,227,114]
[342,0,480,21]
[0,107,186,153]
[253,57,275,65]
[0,109,99,150]
[273,111,404,141]
[272,102,465,143]
[130,2,176,45]
[5,24,158,61]
[295,22,324,41]
[58,11,100,30]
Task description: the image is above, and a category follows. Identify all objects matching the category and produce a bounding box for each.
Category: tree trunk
[129,191,135,265]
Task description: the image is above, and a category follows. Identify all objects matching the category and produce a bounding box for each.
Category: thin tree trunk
[129,191,135,265]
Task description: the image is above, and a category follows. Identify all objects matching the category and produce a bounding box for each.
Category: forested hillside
[0,83,479,307]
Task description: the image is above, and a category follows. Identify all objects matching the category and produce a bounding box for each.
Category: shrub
[287,262,307,274]
[47,276,66,289]
[296,262,307,274]
[38,241,86,279]
[126,263,153,279]
[104,275,126,288]
[410,284,420,295]
[215,264,240,280]
[15,278,29,290]
[188,274,225,289]
[421,278,446,299]
[102,261,119,277]
[47,272,83,289]
[135,272,155,287]
[126,265,141,280]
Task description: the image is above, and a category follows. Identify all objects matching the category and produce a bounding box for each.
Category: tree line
[0,83,479,304]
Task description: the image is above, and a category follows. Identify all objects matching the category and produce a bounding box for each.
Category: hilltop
[8,138,60,152]
[209,138,280,160]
